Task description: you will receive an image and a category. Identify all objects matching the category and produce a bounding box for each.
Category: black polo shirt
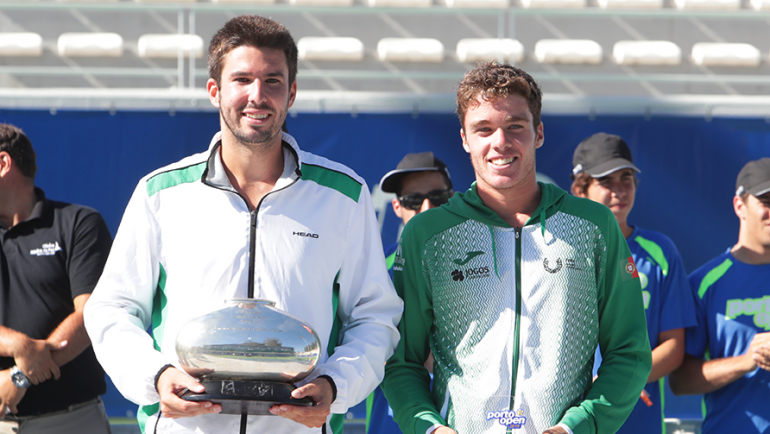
[0,188,111,416]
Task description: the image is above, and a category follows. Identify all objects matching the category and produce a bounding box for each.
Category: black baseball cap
[380,152,453,194]
[736,157,770,197]
[572,133,641,178]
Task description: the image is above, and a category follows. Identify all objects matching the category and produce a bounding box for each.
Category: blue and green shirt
[685,251,770,434]
[595,227,697,434]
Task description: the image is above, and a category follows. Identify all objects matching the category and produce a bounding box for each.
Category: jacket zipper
[246,174,301,298]
[200,143,302,299]
[510,227,522,414]
[234,160,301,434]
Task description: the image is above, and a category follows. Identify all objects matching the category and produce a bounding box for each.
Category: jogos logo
[451,266,490,282]
[726,296,770,330]
[486,409,527,429]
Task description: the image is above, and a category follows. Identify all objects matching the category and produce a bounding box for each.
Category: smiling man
[670,158,770,434]
[382,62,651,434]
[83,15,402,434]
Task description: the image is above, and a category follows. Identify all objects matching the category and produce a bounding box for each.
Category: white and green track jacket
[84,132,402,434]
[382,182,651,434]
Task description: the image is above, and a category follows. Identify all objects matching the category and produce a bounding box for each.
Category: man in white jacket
[84,15,402,434]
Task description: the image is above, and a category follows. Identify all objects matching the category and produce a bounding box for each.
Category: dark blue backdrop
[1,108,768,420]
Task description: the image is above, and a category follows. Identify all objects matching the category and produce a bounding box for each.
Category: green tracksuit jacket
[382,182,651,434]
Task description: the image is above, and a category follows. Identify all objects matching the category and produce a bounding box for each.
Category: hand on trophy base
[181,379,315,415]
[158,367,222,419]
[268,377,333,428]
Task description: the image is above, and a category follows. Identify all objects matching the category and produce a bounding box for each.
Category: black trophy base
[182,379,316,415]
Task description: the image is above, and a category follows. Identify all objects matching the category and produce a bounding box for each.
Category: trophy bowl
[175,299,322,414]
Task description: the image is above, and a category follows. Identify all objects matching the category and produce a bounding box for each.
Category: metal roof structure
[0,1,769,113]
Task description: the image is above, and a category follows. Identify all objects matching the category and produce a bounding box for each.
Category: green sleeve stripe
[137,403,159,434]
[146,162,207,197]
[365,391,375,433]
[151,264,168,351]
[698,258,733,299]
[141,265,166,432]
[385,251,397,271]
[634,235,670,276]
[329,414,344,434]
[301,163,362,203]
[325,272,344,434]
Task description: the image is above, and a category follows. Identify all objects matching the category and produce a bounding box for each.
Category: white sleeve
[84,181,172,406]
[309,182,403,413]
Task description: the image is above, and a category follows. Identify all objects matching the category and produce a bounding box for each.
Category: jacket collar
[203,131,302,192]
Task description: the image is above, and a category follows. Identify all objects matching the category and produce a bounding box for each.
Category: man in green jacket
[382,61,652,434]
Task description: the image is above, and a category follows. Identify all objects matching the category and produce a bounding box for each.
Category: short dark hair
[208,15,298,87]
[456,61,542,130]
[0,124,36,179]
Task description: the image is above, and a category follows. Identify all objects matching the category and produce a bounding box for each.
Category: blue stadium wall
[2,108,768,420]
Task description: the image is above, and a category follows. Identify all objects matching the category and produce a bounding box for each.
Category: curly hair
[208,15,298,88]
[0,123,36,179]
[570,172,593,196]
[456,61,542,129]
[570,170,638,197]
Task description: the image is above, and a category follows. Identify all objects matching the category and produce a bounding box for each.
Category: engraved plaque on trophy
[175,299,321,415]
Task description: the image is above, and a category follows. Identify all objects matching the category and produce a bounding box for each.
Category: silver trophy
[176,299,321,415]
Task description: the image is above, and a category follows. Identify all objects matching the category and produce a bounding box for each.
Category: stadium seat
[377,38,444,62]
[597,0,662,8]
[137,34,204,58]
[135,0,196,3]
[691,42,761,67]
[367,0,433,7]
[534,39,603,64]
[456,38,524,63]
[298,37,364,61]
[612,40,681,65]
[57,0,119,3]
[0,33,42,57]
[446,0,510,7]
[290,0,353,5]
[521,0,585,8]
[57,33,123,57]
[673,0,740,9]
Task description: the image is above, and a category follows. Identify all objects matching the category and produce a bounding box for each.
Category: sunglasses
[398,189,453,211]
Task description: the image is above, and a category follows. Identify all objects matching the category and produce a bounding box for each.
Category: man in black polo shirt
[0,124,112,433]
